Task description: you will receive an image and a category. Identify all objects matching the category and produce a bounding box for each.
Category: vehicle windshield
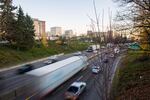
[67,86,78,93]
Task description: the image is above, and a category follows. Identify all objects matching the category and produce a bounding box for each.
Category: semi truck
[86,45,100,52]
[0,56,88,100]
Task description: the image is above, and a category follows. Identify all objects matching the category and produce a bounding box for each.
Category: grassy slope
[111,51,150,100]
[0,41,90,68]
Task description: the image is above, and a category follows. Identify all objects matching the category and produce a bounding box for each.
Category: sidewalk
[0,53,64,72]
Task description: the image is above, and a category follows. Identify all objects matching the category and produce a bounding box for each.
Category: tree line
[0,0,35,50]
[114,0,150,49]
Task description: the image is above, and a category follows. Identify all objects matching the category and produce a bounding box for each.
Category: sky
[13,0,118,34]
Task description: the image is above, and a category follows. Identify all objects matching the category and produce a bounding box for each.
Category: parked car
[44,59,57,65]
[17,64,34,74]
[65,82,86,100]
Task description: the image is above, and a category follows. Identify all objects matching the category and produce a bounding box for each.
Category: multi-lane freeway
[0,48,122,100]
[0,53,77,79]
[45,50,120,100]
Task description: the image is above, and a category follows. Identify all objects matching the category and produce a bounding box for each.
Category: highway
[0,52,91,79]
[0,48,121,100]
[0,51,94,99]
[44,50,117,100]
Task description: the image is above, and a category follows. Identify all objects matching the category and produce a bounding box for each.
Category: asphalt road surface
[44,50,118,100]
[0,51,94,98]
[0,48,121,100]
[0,51,94,80]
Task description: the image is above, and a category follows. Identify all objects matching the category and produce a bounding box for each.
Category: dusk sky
[13,0,118,34]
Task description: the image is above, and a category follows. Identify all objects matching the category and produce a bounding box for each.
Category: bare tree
[86,0,115,100]
[113,0,150,49]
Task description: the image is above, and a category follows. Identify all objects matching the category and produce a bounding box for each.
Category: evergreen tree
[15,7,35,49]
[15,6,26,49]
[24,14,35,49]
[0,0,17,41]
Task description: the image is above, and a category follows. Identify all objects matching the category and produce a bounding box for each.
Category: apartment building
[33,18,46,40]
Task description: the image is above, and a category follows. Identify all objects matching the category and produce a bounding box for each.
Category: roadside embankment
[111,51,150,100]
[0,41,90,68]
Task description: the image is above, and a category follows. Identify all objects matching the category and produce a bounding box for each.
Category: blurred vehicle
[44,59,57,65]
[107,43,114,48]
[17,64,34,74]
[114,47,120,54]
[87,45,100,51]
[0,76,4,80]
[3,56,88,99]
[92,66,100,74]
[73,51,82,56]
[103,58,109,63]
[109,54,114,58]
[93,50,98,53]
[101,46,105,49]
[65,82,86,100]
[92,65,99,69]
[86,49,93,52]
[86,47,93,52]
[105,52,108,54]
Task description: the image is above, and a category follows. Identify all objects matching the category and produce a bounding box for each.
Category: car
[103,58,109,63]
[105,52,108,54]
[101,46,105,49]
[92,65,97,69]
[43,59,57,65]
[0,76,4,80]
[93,50,98,53]
[86,47,93,52]
[17,64,34,74]
[109,54,114,58]
[65,82,86,100]
[73,51,82,56]
[92,67,100,74]
[86,48,93,52]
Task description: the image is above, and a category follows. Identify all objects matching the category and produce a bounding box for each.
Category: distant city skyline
[13,0,118,34]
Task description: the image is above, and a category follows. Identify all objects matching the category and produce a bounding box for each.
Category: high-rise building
[33,18,46,40]
[51,27,62,36]
[64,30,73,38]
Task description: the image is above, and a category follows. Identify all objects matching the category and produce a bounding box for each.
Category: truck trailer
[0,56,88,100]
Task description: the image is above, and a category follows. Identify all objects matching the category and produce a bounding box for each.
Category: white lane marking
[77,76,83,81]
